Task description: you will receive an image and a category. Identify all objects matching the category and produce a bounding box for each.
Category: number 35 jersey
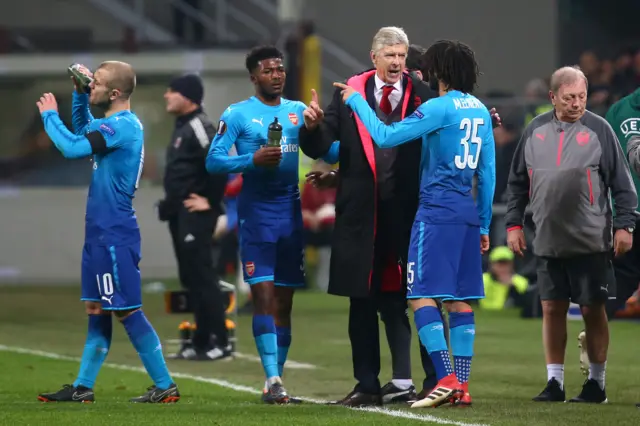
[414,92,495,232]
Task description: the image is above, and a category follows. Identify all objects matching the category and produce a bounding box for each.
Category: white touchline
[0,345,489,426]
[233,352,317,369]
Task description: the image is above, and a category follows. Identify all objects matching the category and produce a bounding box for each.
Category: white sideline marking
[234,352,317,369]
[165,339,317,370]
[0,345,488,426]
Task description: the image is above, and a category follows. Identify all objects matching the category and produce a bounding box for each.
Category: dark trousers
[169,207,228,350]
[349,204,438,394]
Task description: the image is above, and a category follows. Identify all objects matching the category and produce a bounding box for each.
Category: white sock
[266,376,281,388]
[547,364,564,389]
[588,362,606,390]
[391,379,413,390]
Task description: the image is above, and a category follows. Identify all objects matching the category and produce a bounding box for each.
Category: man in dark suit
[299,27,440,407]
[301,31,501,406]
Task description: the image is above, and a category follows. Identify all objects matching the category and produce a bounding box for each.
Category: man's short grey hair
[371,26,409,55]
[550,66,589,93]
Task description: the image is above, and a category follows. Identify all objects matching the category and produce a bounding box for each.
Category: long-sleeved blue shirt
[206,96,307,219]
[346,90,496,234]
[41,92,145,244]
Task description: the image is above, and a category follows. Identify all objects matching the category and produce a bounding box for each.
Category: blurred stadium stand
[1,0,639,285]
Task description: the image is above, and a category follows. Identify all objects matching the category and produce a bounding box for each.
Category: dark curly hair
[421,40,481,93]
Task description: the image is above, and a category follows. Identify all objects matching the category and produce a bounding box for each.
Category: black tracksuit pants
[169,207,228,351]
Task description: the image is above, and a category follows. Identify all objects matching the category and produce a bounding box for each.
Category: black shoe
[532,378,565,402]
[328,388,382,407]
[130,383,180,403]
[38,384,94,403]
[568,379,608,404]
[261,381,290,404]
[381,382,417,404]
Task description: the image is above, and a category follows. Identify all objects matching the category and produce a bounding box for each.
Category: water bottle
[267,117,282,147]
[67,63,93,94]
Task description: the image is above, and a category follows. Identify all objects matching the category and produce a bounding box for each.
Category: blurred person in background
[587,56,614,117]
[301,159,336,292]
[493,112,521,204]
[506,66,637,404]
[480,246,529,311]
[489,112,521,248]
[610,47,636,100]
[7,99,93,186]
[157,73,230,361]
[524,78,553,126]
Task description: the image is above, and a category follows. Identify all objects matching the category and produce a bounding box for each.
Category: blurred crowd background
[2,0,640,318]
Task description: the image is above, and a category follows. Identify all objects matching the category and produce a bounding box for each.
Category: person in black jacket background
[158,74,230,361]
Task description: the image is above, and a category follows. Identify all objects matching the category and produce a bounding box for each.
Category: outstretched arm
[343,90,445,148]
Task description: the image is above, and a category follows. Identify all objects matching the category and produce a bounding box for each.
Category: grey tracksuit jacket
[504,110,637,258]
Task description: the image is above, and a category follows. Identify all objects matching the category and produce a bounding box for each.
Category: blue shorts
[81,242,142,310]
[239,216,305,287]
[407,222,484,301]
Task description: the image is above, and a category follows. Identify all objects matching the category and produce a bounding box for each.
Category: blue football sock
[253,315,279,380]
[122,310,173,390]
[276,326,291,377]
[415,306,454,381]
[449,311,475,384]
[74,314,112,389]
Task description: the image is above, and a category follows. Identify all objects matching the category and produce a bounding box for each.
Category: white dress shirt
[374,73,403,111]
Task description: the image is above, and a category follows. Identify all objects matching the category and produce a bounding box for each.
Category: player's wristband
[506,226,523,232]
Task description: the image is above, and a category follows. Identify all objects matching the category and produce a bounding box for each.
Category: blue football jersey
[346,90,496,234]
[206,96,307,219]
[42,92,144,245]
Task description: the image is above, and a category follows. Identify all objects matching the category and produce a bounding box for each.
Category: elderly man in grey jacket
[505,66,637,405]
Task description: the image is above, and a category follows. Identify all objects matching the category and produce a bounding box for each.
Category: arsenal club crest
[288,112,299,126]
[174,137,182,148]
[245,261,255,277]
[576,131,590,146]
